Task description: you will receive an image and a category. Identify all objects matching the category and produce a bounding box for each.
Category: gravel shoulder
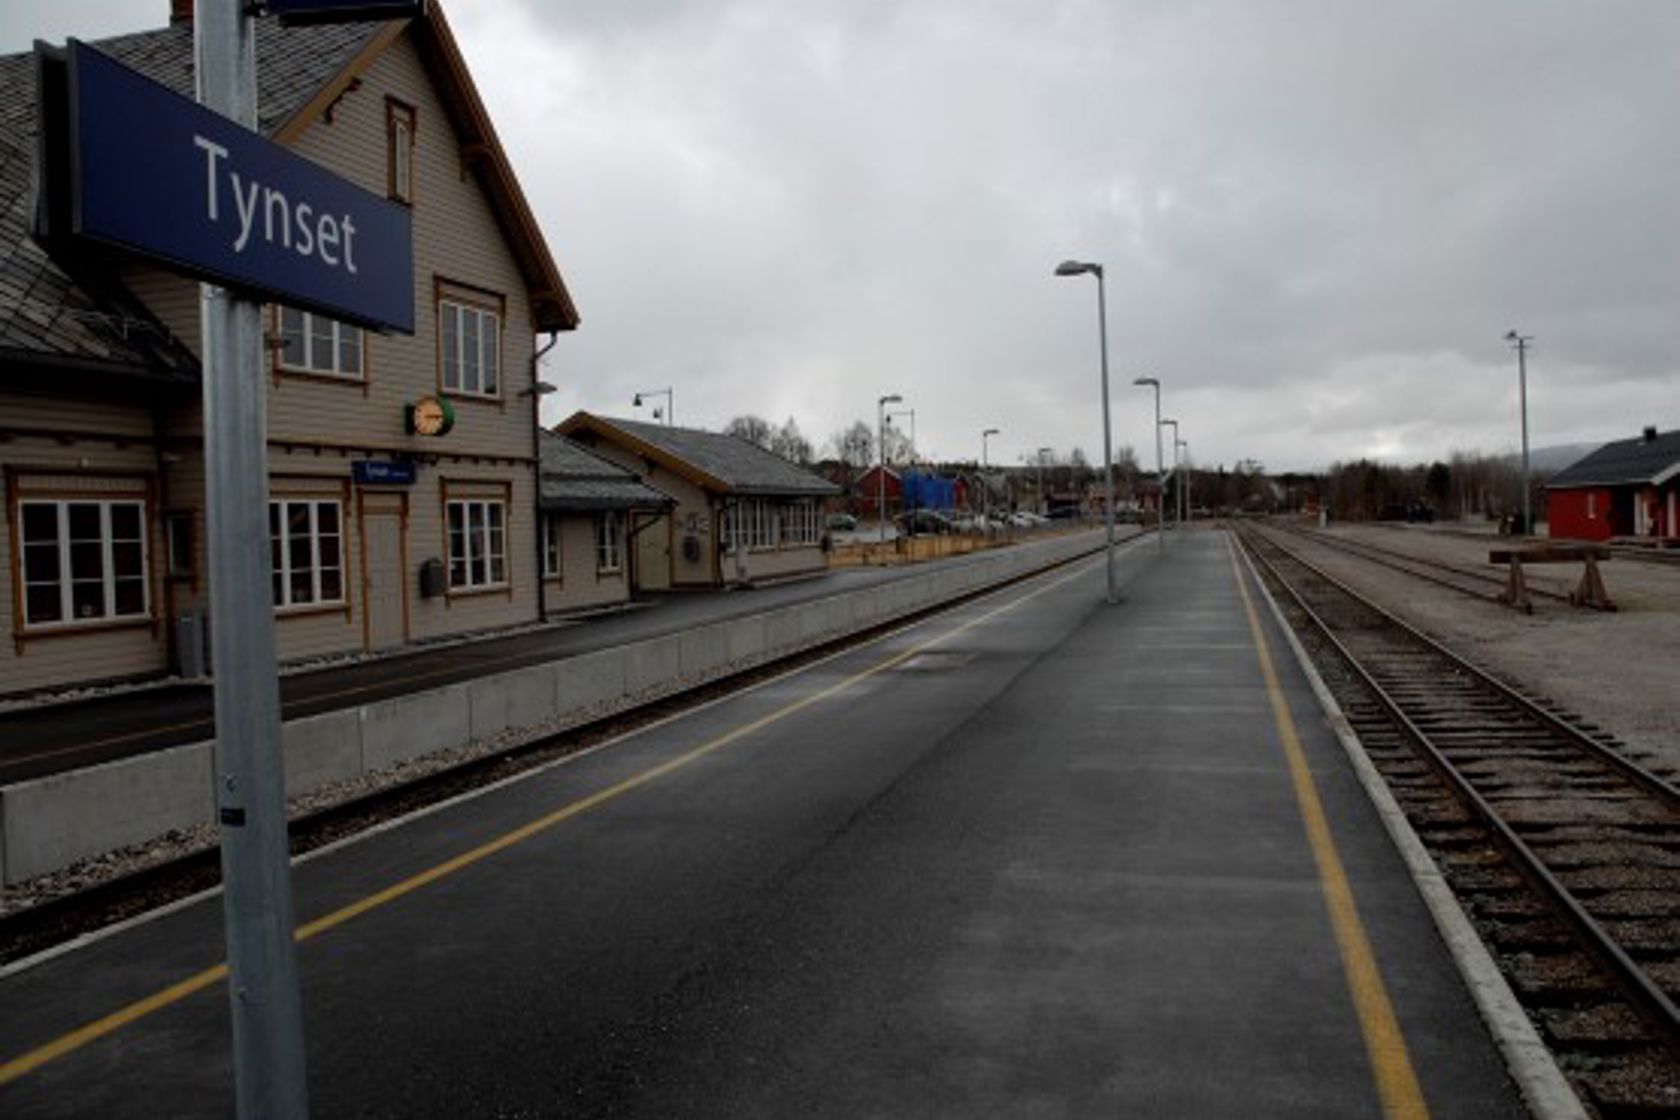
[1271,519,1680,777]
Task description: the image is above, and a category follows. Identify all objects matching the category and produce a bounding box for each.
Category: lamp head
[632,393,643,407]
[1055,260,1100,278]
[983,427,1000,437]
[1504,330,1517,342]
[879,393,902,406]
[1133,376,1158,387]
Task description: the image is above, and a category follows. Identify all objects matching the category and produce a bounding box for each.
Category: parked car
[895,509,955,535]
[826,512,859,531]
[1045,507,1083,521]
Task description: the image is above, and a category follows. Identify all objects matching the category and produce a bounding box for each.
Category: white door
[633,512,671,591]
[363,509,406,650]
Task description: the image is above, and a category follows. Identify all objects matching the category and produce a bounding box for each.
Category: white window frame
[542,514,562,578]
[731,499,778,551]
[780,500,819,546]
[447,498,508,590]
[1586,491,1597,519]
[270,499,345,609]
[388,97,416,204]
[440,298,501,397]
[276,306,363,379]
[595,511,623,573]
[18,498,150,629]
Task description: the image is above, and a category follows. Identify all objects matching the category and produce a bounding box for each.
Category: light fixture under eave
[520,381,558,398]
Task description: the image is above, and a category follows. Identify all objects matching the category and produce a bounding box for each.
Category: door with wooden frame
[360,493,408,651]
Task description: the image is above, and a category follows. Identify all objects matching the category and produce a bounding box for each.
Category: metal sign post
[197,2,309,1115]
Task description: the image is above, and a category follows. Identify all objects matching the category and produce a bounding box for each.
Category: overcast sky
[7,2,1677,472]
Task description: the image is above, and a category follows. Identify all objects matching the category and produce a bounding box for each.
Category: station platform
[0,531,1537,1116]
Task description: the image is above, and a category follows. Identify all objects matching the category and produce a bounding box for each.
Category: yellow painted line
[1227,538,1429,1120]
[0,557,1102,1087]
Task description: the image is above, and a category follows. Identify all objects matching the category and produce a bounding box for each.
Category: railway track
[1267,519,1578,609]
[1236,523,1680,1118]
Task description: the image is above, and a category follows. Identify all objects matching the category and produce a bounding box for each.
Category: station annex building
[0,2,585,697]
[1546,425,1680,543]
[555,412,840,592]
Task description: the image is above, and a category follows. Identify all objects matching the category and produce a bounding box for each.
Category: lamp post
[982,428,999,532]
[1133,376,1164,552]
[1055,259,1117,604]
[878,393,902,543]
[1037,447,1053,517]
[1504,331,1533,536]
[632,387,673,426]
[888,407,916,536]
[1160,418,1179,530]
[1178,439,1190,525]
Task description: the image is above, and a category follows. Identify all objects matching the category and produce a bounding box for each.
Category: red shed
[1545,426,1680,542]
[854,466,902,519]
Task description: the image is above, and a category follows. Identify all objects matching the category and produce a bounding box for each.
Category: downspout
[532,329,559,620]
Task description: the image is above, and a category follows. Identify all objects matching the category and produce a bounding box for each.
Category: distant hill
[1517,442,1600,476]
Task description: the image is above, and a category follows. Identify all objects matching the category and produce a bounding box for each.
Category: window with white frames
[439,297,501,397]
[730,499,777,550]
[387,98,416,204]
[542,515,562,578]
[270,500,343,608]
[780,500,820,545]
[278,306,362,378]
[595,511,622,572]
[447,499,507,589]
[19,499,149,627]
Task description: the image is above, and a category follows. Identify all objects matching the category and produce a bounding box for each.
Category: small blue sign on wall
[352,460,418,485]
[65,40,414,334]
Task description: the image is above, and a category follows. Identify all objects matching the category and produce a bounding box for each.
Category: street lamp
[1178,439,1190,525]
[981,428,1000,530]
[1160,418,1179,530]
[887,407,917,536]
[1037,447,1053,517]
[632,387,673,426]
[1133,376,1164,552]
[1055,259,1118,604]
[877,393,902,543]
[1504,330,1534,536]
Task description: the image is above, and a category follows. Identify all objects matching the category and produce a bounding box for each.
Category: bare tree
[828,421,875,469]
[724,415,773,449]
[769,417,814,464]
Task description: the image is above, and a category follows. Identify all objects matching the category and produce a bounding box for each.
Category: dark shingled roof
[564,414,841,498]
[0,20,382,381]
[1546,428,1680,489]
[540,431,673,512]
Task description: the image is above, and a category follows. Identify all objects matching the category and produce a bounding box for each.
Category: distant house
[1545,426,1679,542]
[538,432,672,614]
[553,412,840,589]
[854,466,902,519]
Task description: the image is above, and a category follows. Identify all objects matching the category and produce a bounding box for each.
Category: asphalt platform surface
[0,531,1525,1116]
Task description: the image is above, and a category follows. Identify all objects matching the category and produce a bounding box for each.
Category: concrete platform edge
[1237,539,1587,1120]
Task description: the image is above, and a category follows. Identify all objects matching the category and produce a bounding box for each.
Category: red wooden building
[1545,426,1680,542]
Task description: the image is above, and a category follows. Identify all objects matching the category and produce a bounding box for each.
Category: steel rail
[1236,524,1680,1048]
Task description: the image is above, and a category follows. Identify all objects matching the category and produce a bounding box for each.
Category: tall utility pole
[1054,260,1118,604]
[877,393,901,543]
[1504,331,1534,536]
[1133,377,1164,552]
[197,1,309,1115]
[981,428,999,531]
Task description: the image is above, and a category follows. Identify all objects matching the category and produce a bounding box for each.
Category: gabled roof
[0,1,577,378]
[0,52,196,384]
[555,412,841,498]
[539,430,672,511]
[1546,428,1680,489]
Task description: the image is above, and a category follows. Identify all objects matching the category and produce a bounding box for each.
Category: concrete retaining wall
[1,532,1105,884]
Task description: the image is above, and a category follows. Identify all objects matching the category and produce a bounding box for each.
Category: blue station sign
[61,40,413,333]
[352,459,418,485]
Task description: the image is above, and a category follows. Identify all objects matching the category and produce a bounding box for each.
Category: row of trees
[1318,452,1534,522]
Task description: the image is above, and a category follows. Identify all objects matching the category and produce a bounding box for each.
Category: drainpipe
[532,330,559,619]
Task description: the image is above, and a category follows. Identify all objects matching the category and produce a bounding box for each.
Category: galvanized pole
[1507,332,1533,536]
[197,2,310,1115]
[1134,377,1164,552]
[1094,269,1117,604]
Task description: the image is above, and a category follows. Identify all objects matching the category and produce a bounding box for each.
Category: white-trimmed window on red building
[18,499,150,627]
[448,499,507,588]
[270,499,344,607]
